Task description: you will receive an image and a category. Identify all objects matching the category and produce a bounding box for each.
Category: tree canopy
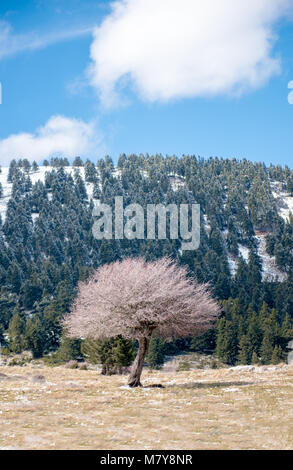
[65,257,220,386]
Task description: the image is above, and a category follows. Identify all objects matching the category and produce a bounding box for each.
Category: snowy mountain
[0,164,291,281]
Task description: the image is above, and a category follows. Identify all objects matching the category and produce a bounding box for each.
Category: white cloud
[0,115,103,165]
[88,0,292,105]
[0,20,93,60]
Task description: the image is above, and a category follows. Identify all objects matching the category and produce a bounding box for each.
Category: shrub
[177,360,191,371]
[65,360,79,369]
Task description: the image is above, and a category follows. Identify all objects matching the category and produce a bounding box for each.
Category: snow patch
[223,387,241,392]
[228,257,238,275]
[255,233,286,281]
[0,168,13,221]
[0,166,95,221]
[271,181,293,223]
[238,245,249,261]
[203,214,211,233]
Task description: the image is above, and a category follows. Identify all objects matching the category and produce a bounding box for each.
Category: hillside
[0,155,292,367]
[0,166,94,222]
[0,163,292,279]
[0,362,292,450]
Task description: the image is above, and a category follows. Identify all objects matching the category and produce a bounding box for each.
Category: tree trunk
[128,336,150,387]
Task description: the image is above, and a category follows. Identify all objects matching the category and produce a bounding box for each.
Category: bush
[43,353,63,366]
[7,352,32,367]
[8,357,26,366]
[65,360,79,369]
[82,336,135,375]
[210,358,218,369]
[177,360,191,371]
[196,359,205,369]
[0,347,10,356]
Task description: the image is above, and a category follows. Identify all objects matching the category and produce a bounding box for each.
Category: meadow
[0,363,292,450]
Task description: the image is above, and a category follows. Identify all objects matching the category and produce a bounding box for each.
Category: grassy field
[0,363,292,450]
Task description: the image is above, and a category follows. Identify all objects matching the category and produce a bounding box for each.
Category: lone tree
[65,258,220,387]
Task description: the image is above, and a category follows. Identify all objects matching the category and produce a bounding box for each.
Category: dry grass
[0,363,292,450]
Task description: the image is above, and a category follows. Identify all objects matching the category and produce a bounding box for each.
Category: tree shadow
[167,381,254,389]
[143,384,165,388]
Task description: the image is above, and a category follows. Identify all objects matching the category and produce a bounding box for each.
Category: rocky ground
[0,362,292,450]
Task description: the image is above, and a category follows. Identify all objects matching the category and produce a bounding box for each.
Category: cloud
[88,0,292,106]
[0,115,103,165]
[0,20,93,60]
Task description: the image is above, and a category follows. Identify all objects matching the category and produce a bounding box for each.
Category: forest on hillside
[0,154,292,369]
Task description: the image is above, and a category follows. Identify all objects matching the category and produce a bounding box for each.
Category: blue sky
[0,0,292,167]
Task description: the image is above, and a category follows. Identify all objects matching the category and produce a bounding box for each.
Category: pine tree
[8,307,25,353]
[6,262,22,294]
[281,313,293,341]
[81,338,101,364]
[0,323,5,347]
[260,329,274,364]
[22,159,31,174]
[7,159,18,182]
[190,329,216,353]
[72,156,84,167]
[113,336,135,370]
[251,351,259,365]
[24,317,45,358]
[21,276,43,309]
[216,318,238,365]
[248,249,262,287]
[271,345,283,365]
[231,257,248,297]
[146,337,165,369]
[81,336,134,374]
[32,161,39,173]
[246,312,262,361]
[74,169,88,201]
[84,160,98,183]
[57,333,81,362]
[238,335,250,364]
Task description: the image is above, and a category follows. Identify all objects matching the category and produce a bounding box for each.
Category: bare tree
[65,258,220,387]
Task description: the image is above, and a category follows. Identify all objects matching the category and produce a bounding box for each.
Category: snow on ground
[238,244,249,261]
[0,166,94,221]
[227,257,238,276]
[279,198,293,222]
[255,233,286,281]
[203,214,211,233]
[228,239,286,281]
[0,168,13,221]
[271,181,293,223]
[169,175,185,191]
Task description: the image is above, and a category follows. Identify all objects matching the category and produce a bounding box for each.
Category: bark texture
[128,336,150,387]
